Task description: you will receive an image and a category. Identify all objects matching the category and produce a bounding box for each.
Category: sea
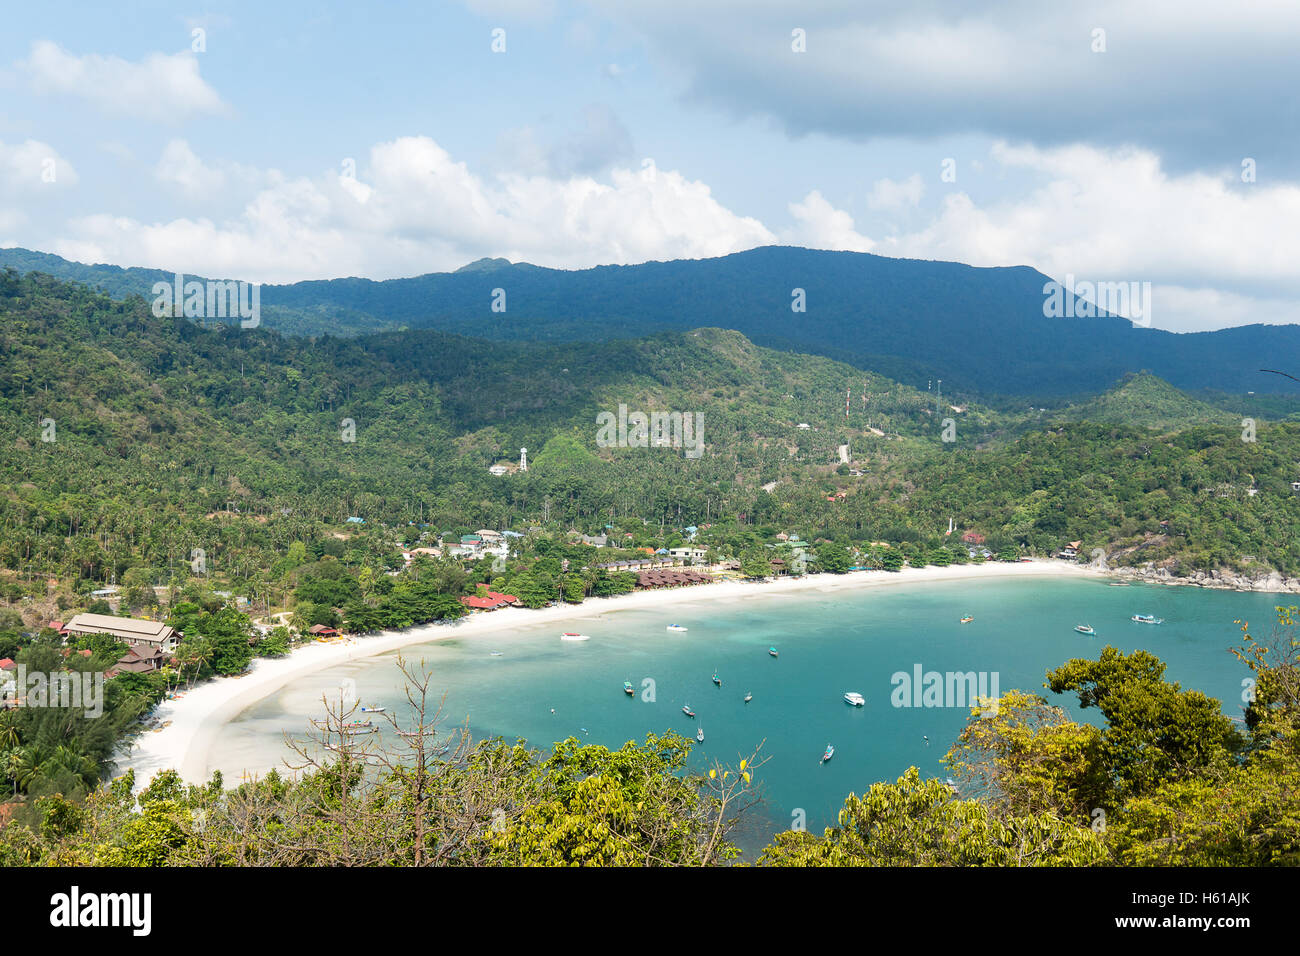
[204,576,1288,854]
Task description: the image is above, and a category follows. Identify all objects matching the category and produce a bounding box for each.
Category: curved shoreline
[117,560,1103,787]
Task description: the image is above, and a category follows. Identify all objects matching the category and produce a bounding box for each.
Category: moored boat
[623,681,635,696]
[843,691,865,706]
[712,671,722,686]
[960,616,974,624]
[768,646,778,658]
[821,744,834,763]
[1074,625,1095,635]
[667,624,688,633]
[560,632,591,641]
[696,726,704,743]
[360,705,386,713]
[744,691,753,703]
[1131,614,1164,625]
[682,704,695,718]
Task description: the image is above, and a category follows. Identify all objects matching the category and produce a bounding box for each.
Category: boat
[960,616,974,624]
[1074,625,1095,635]
[712,671,722,687]
[768,646,778,658]
[820,744,834,763]
[943,777,959,794]
[1109,581,1130,587]
[489,651,504,657]
[843,691,866,706]
[623,681,635,696]
[360,705,386,713]
[696,726,704,743]
[343,720,373,729]
[560,632,591,641]
[667,624,688,633]
[682,704,695,718]
[744,691,753,703]
[1131,614,1164,625]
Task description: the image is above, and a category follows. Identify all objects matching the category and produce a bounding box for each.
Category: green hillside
[1053,372,1238,430]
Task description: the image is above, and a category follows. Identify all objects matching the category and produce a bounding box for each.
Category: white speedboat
[843,692,866,706]
[666,624,688,633]
[1131,614,1164,625]
[560,632,591,641]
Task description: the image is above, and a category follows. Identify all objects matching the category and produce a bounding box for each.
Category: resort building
[62,613,179,653]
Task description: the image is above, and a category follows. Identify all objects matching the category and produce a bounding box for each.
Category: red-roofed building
[48,620,67,634]
[961,531,985,545]
[0,658,15,671]
[308,624,340,637]
[461,592,519,611]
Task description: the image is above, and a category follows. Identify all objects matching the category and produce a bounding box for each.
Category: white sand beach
[118,559,1101,787]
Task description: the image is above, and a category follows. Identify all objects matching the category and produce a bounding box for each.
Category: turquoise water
[208,577,1284,850]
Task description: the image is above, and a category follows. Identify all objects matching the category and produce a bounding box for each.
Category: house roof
[63,613,175,642]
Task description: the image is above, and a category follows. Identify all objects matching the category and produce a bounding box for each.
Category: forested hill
[5,246,1299,398]
[3,270,1300,584]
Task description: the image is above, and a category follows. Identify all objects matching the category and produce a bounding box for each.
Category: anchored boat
[820,744,835,763]
[1074,625,1096,635]
[843,691,865,706]
[623,681,635,696]
[696,726,705,743]
[1131,614,1164,625]
[560,632,591,641]
[682,704,695,718]
[667,624,688,633]
[960,616,974,624]
[768,646,779,658]
[712,671,722,687]
[744,691,753,703]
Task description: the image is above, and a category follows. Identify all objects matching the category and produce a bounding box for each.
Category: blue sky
[2,1,1299,332]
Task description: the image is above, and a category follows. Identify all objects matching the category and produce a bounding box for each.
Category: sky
[1,0,1299,332]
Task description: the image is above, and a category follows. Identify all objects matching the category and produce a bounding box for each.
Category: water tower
[520,447,528,472]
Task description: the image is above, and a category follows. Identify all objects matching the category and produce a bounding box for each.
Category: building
[488,464,509,477]
[459,591,519,611]
[668,547,708,565]
[108,644,167,676]
[62,613,178,653]
[308,624,340,638]
[961,531,986,545]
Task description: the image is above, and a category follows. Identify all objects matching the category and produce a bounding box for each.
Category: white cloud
[20,41,225,122]
[866,174,924,211]
[153,139,272,198]
[45,136,774,282]
[0,139,78,191]
[784,190,873,253]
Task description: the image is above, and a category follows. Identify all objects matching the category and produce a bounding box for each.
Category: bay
[206,577,1284,852]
